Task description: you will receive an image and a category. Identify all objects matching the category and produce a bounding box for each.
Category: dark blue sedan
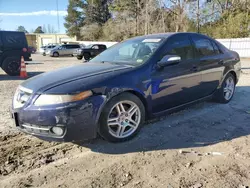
[12,33,241,142]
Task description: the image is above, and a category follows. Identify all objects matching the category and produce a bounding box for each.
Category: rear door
[191,34,224,97]
[60,45,68,55]
[71,44,80,55]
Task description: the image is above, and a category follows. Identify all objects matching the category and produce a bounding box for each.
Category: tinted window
[211,40,221,55]
[2,32,27,48]
[165,34,194,60]
[92,45,99,49]
[99,45,106,50]
[193,36,215,57]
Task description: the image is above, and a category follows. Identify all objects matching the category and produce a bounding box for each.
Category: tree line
[16,25,57,34]
[64,0,250,41]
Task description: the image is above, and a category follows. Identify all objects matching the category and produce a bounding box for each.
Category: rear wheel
[53,52,59,57]
[83,53,91,61]
[98,93,145,142]
[1,57,21,76]
[214,73,236,103]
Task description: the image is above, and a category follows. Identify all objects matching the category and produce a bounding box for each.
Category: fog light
[51,127,64,136]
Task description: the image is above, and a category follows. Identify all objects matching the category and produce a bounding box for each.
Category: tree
[16,26,28,33]
[84,0,111,25]
[42,24,47,33]
[34,26,44,33]
[64,0,86,39]
[42,24,57,33]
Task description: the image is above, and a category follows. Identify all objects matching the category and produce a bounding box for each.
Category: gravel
[0,55,250,188]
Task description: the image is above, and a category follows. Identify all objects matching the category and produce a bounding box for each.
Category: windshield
[85,44,93,48]
[90,38,164,65]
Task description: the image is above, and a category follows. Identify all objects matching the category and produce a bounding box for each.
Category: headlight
[34,90,92,106]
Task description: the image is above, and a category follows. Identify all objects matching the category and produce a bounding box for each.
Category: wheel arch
[219,69,237,88]
[95,89,149,127]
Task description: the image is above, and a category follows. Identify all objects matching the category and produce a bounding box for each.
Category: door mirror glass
[157,55,181,68]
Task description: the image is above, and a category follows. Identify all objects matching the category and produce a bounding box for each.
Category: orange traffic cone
[20,56,28,78]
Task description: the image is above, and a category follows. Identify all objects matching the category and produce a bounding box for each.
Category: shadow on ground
[77,86,250,154]
[0,72,44,81]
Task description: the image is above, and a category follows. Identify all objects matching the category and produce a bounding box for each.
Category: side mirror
[157,55,181,68]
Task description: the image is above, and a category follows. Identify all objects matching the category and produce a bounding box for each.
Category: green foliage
[64,0,250,40]
[34,26,44,33]
[16,26,28,33]
[64,0,86,39]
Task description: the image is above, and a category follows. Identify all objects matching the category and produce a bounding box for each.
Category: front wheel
[98,93,145,142]
[53,52,59,57]
[214,73,236,103]
[77,56,83,60]
[83,53,91,61]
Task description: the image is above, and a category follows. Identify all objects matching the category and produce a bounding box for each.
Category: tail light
[23,48,27,52]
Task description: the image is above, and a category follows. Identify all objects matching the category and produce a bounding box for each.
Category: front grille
[13,86,33,109]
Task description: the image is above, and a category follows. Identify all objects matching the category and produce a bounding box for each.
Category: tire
[77,56,83,60]
[1,57,21,76]
[98,92,145,142]
[214,73,236,103]
[83,53,91,61]
[53,52,59,57]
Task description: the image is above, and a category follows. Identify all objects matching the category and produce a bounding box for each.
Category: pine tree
[34,26,44,33]
[84,0,111,25]
[64,0,86,39]
[16,26,28,33]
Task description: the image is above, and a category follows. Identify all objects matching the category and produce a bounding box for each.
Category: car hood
[21,63,132,93]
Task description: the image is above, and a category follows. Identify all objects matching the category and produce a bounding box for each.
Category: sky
[0,0,68,33]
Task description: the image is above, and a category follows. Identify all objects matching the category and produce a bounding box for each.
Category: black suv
[0,31,31,76]
[74,44,107,60]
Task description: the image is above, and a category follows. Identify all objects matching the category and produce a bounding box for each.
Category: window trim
[160,34,195,62]
[210,39,223,55]
[191,35,219,58]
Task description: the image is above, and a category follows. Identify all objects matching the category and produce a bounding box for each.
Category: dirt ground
[0,54,250,188]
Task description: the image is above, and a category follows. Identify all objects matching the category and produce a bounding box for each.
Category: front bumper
[11,95,106,142]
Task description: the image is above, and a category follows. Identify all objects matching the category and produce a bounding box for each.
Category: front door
[151,34,202,113]
[91,45,100,57]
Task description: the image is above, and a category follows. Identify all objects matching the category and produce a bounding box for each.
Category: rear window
[1,31,27,48]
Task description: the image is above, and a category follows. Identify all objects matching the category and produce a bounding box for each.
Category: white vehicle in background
[41,44,59,56]
[39,45,47,54]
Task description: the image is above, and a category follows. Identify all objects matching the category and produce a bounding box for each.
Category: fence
[76,41,117,48]
[216,38,250,58]
[77,38,250,58]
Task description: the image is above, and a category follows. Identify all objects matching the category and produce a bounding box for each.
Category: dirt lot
[0,54,250,188]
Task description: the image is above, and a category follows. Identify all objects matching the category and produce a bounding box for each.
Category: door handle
[191,66,198,72]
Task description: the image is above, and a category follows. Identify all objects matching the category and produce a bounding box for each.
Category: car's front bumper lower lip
[11,95,106,142]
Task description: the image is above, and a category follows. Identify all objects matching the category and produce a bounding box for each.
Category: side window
[99,45,106,50]
[92,45,99,49]
[165,35,194,60]
[211,40,221,55]
[192,36,216,57]
[65,45,72,49]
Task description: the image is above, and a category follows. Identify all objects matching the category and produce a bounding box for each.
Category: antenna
[56,0,60,33]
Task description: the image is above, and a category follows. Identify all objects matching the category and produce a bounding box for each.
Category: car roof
[131,32,212,40]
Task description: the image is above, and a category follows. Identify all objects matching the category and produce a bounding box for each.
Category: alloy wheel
[223,76,235,101]
[107,100,141,138]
